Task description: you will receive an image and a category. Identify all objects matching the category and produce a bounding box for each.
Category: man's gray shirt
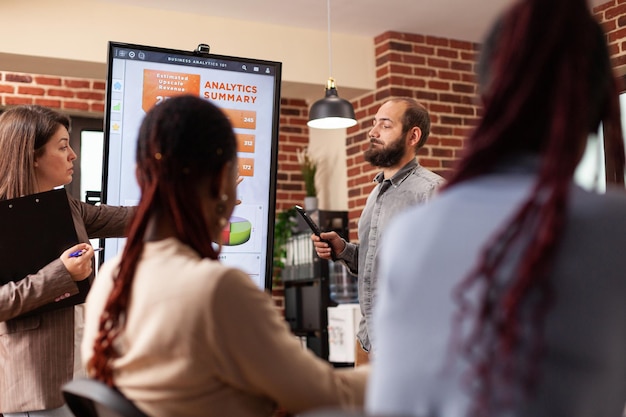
[336,158,444,352]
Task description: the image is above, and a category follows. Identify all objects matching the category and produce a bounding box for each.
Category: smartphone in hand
[295,205,337,261]
[294,205,322,236]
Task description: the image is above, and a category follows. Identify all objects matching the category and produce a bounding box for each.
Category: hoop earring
[216,197,228,229]
[218,216,228,228]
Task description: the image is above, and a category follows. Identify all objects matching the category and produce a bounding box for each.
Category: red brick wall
[276,98,310,213]
[0,72,105,114]
[594,0,626,71]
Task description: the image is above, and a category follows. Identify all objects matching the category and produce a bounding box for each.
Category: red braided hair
[444,0,625,414]
[87,95,237,386]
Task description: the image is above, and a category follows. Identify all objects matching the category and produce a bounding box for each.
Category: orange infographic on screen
[142,69,201,112]
[236,134,256,153]
[238,157,255,177]
[222,108,257,130]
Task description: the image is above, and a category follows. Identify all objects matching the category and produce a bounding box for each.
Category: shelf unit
[282,209,348,360]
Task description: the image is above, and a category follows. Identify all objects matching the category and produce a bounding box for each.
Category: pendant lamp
[307,0,357,129]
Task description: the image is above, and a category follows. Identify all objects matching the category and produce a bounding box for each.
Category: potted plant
[273,207,298,284]
[297,147,318,210]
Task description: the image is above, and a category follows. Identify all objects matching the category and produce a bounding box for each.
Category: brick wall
[272,98,309,312]
[595,0,626,70]
[276,98,310,212]
[0,73,105,115]
[344,32,481,241]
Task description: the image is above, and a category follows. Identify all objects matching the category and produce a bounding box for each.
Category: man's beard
[364,133,407,168]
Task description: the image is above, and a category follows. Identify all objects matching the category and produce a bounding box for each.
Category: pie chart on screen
[221,216,252,246]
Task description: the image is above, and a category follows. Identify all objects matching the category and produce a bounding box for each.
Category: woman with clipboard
[0,105,134,417]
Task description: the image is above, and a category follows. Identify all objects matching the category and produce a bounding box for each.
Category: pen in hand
[69,247,103,258]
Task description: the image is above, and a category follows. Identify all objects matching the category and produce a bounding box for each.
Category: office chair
[298,409,411,417]
[298,410,367,417]
[62,377,149,417]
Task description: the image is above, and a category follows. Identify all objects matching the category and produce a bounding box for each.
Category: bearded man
[312,97,445,365]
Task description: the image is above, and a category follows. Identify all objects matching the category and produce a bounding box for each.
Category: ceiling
[110,0,608,43]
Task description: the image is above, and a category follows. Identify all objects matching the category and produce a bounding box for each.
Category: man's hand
[311,231,345,260]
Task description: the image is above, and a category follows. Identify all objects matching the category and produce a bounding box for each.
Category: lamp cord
[327,0,333,78]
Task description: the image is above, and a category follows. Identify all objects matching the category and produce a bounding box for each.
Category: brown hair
[0,105,71,200]
[444,0,625,414]
[388,97,431,152]
[88,95,237,385]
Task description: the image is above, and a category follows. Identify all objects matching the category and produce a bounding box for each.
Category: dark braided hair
[444,0,625,414]
[88,95,237,385]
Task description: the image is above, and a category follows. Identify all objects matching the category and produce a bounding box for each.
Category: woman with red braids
[366,0,626,416]
[81,95,367,417]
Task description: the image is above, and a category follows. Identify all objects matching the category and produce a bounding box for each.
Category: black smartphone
[294,205,322,236]
[295,205,337,261]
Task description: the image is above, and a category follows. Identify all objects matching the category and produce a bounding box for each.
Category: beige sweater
[82,237,367,417]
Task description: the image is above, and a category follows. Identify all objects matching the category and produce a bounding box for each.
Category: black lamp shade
[307,84,357,129]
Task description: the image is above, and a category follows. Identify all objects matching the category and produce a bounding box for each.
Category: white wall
[308,128,349,211]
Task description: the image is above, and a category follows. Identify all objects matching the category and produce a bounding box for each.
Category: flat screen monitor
[101,41,282,290]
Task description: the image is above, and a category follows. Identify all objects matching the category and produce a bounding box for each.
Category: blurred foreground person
[367,0,626,416]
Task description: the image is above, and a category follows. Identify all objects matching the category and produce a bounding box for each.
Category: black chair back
[62,377,149,417]
[298,409,413,417]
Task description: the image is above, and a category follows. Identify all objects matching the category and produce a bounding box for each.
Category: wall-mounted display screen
[102,41,282,290]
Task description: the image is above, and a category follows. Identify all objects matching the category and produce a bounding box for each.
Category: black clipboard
[0,189,89,317]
